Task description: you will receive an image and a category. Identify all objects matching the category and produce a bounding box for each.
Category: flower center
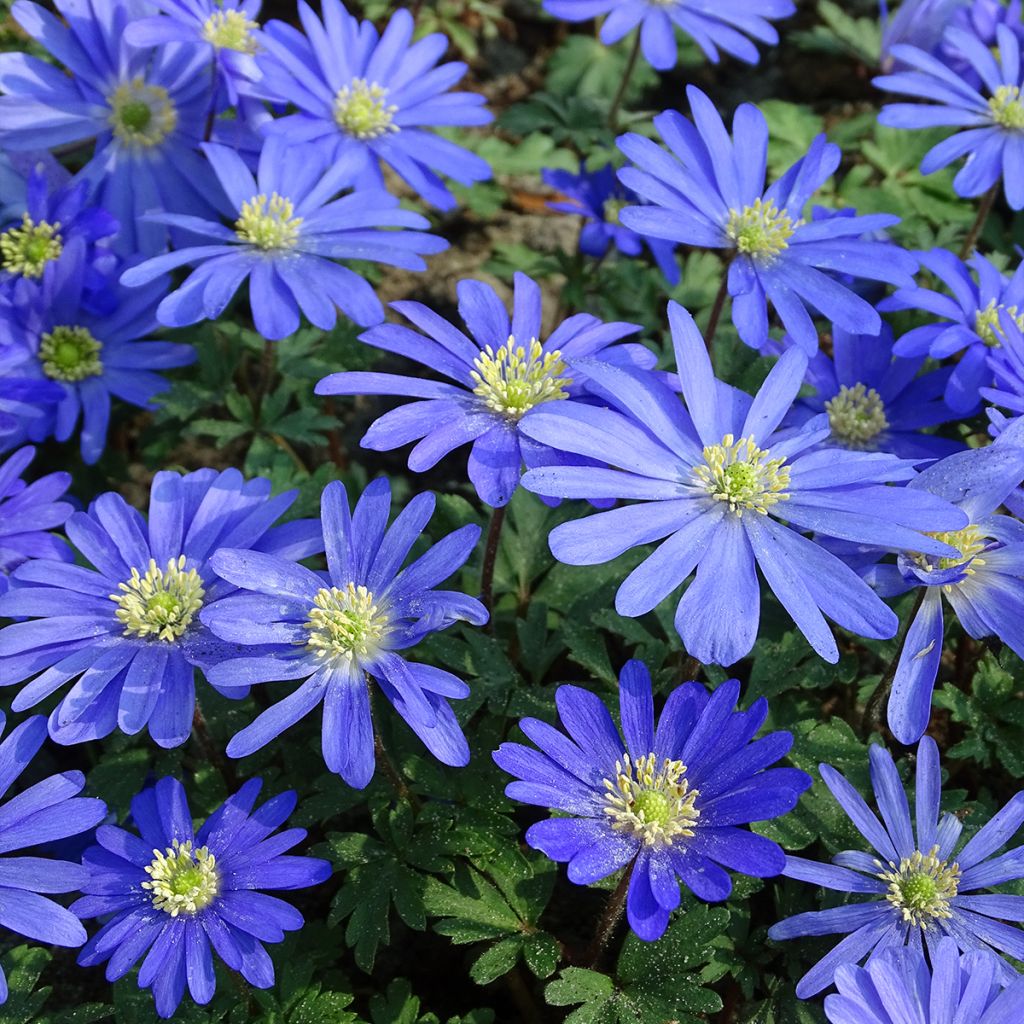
[142,840,219,917]
[108,77,178,147]
[234,192,303,251]
[200,8,259,52]
[725,198,798,261]
[878,846,960,928]
[692,433,791,516]
[470,337,571,420]
[825,383,889,447]
[112,556,205,641]
[989,85,1024,129]
[602,198,628,225]
[602,752,699,847]
[0,214,63,278]
[39,325,103,382]
[306,583,390,660]
[919,524,989,575]
[333,79,398,140]
[974,298,1024,348]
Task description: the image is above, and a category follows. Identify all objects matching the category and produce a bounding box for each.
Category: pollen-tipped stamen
[603,752,700,847]
[989,85,1024,130]
[975,298,1024,348]
[142,839,219,917]
[112,556,205,641]
[39,325,103,382]
[725,198,798,261]
[825,383,889,447]
[333,79,399,140]
[235,193,303,250]
[108,77,178,147]
[470,336,571,420]
[0,214,62,278]
[201,8,259,52]
[878,846,960,928]
[306,582,391,660]
[693,433,791,516]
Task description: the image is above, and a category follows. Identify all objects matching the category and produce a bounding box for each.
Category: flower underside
[333,79,398,140]
[603,752,700,847]
[825,383,889,447]
[201,9,259,53]
[974,298,1024,348]
[306,582,390,660]
[235,193,303,251]
[725,198,798,261]
[989,85,1024,130]
[39,325,103,382]
[108,77,178,148]
[878,845,960,928]
[112,555,205,641]
[693,433,791,516]
[142,839,219,916]
[471,336,571,420]
[0,214,62,278]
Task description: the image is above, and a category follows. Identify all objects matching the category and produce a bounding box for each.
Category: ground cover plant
[3,0,1024,1021]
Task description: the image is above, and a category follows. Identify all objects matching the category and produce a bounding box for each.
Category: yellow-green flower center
[920,524,989,574]
[200,8,258,52]
[112,556,205,641]
[108,77,178,148]
[0,214,63,278]
[603,752,700,847]
[142,840,219,917]
[989,85,1024,129]
[602,198,628,225]
[693,433,791,516]
[306,583,390,660]
[39,326,103,382]
[878,846,960,928]
[974,298,1024,348]
[825,383,889,447]
[333,79,398,140]
[471,337,571,420]
[725,198,798,261]
[234,192,302,251]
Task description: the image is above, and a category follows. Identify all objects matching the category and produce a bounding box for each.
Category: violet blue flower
[494,660,811,940]
[73,776,331,1019]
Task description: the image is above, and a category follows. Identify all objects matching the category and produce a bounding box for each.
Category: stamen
[234,193,303,250]
[878,846,960,928]
[306,583,391,660]
[470,337,571,420]
[112,556,205,641]
[333,79,399,140]
[602,752,700,847]
[39,326,103,382]
[989,85,1024,130]
[917,524,989,580]
[142,839,219,917]
[0,214,62,278]
[725,198,798,262]
[692,433,791,516]
[974,298,1024,348]
[108,77,178,148]
[825,383,889,447]
[201,8,259,53]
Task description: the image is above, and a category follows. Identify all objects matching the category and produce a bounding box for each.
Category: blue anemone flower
[121,137,447,341]
[879,0,965,71]
[881,249,1024,414]
[770,737,1024,997]
[0,365,64,454]
[73,776,331,1019]
[875,24,1024,209]
[542,163,680,285]
[0,467,322,748]
[617,87,918,354]
[253,0,492,211]
[0,446,73,596]
[201,478,487,789]
[0,0,220,256]
[786,325,963,462]
[984,309,1024,426]
[542,0,795,70]
[518,301,969,666]
[863,420,1024,744]
[0,713,107,1003]
[825,937,1024,1024]
[0,241,194,464]
[315,272,650,508]
[494,661,811,941]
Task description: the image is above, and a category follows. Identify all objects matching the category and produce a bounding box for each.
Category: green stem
[608,32,642,132]
[583,859,635,969]
[368,676,420,810]
[480,504,507,627]
[960,184,999,259]
[704,273,730,363]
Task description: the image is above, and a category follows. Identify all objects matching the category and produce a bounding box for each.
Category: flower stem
[960,184,999,259]
[704,274,730,362]
[480,504,507,628]
[608,32,642,132]
[368,676,420,810]
[191,704,239,791]
[861,587,928,736]
[583,859,635,969]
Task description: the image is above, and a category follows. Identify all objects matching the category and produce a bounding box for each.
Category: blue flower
[0,0,221,256]
[0,241,194,464]
[542,0,795,70]
[201,478,487,788]
[984,310,1024,427]
[494,661,811,941]
[0,467,322,748]
[73,776,331,1019]
[121,138,447,341]
[0,365,64,458]
[126,0,262,105]
[0,712,106,1003]
[253,0,492,211]
[787,325,963,462]
[879,0,966,70]
[542,163,680,285]
[863,420,1024,744]
[825,937,1024,1023]
[769,736,1024,997]
[875,24,1024,209]
[617,87,918,354]
[881,249,1024,413]
[315,272,649,508]
[0,445,73,597]
[518,301,969,666]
